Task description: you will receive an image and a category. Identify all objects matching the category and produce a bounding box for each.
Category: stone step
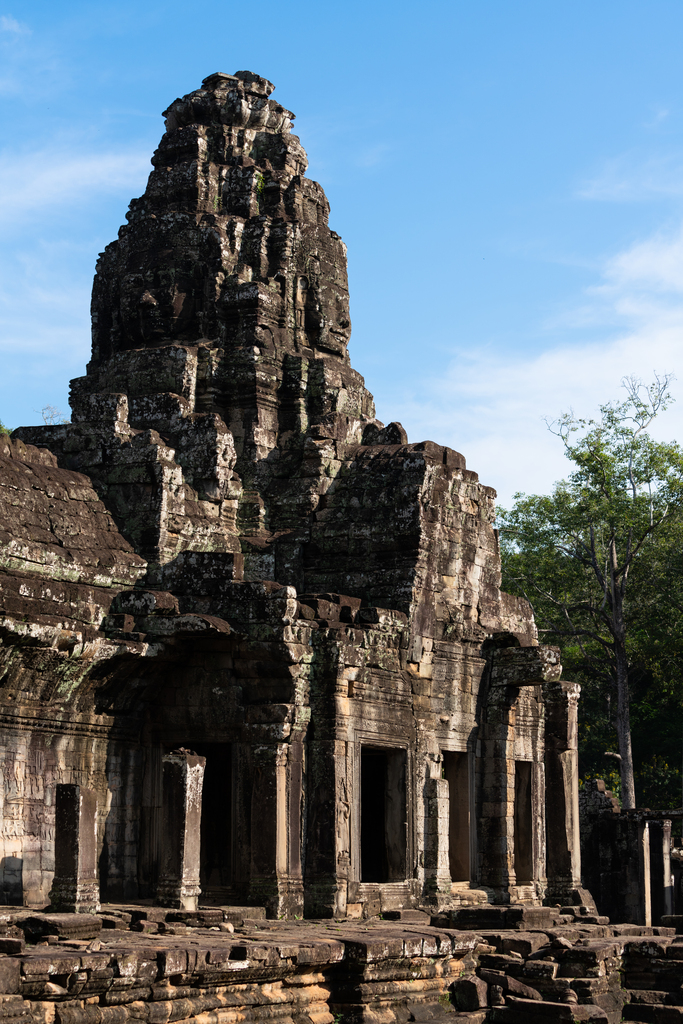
[450,905,564,931]
[662,917,683,934]
[384,909,431,924]
[216,906,267,926]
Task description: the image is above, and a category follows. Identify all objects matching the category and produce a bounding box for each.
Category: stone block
[451,976,488,1011]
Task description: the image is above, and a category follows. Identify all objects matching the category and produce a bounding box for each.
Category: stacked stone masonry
[1,63,589,965]
[0,906,679,1022]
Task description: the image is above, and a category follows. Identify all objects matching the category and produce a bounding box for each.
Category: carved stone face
[86,73,365,476]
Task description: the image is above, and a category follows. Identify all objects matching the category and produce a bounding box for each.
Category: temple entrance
[442,750,470,882]
[190,743,233,897]
[360,747,407,882]
[514,760,533,883]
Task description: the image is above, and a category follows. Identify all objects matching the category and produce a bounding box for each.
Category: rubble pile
[0,906,677,1022]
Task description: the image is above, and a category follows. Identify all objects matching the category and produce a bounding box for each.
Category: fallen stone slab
[622,1005,683,1021]
[405,999,458,1021]
[477,967,542,1000]
[491,995,608,1022]
[0,995,31,1022]
[631,993,677,1006]
[18,916,102,942]
[451,976,488,1011]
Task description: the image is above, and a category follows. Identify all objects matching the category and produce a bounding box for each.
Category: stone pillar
[248,742,304,919]
[543,679,583,904]
[648,819,673,924]
[304,739,345,919]
[641,821,653,927]
[423,777,452,900]
[482,644,563,900]
[49,784,100,914]
[480,688,517,894]
[663,821,674,919]
[155,750,205,911]
[624,818,652,926]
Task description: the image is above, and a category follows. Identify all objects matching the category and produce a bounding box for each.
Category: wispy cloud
[578,155,683,202]
[0,146,151,226]
[645,107,670,128]
[0,14,29,34]
[0,11,34,94]
[0,237,94,427]
[0,239,92,352]
[355,142,390,168]
[601,225,683,294]
[391,222,683,508]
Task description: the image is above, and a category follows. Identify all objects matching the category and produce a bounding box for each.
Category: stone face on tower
[5,73,582,919]
[54,70,379,592]
[90,71,353,367]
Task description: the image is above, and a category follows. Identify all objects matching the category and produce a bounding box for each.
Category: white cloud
[645,107,670,128]
[0,238,92,428]
[0,15,29,34]
[578,155,683,202]
[0,147,151,226]
[392,223,683,509]
[0,244,91,356]
[601,226,683,294]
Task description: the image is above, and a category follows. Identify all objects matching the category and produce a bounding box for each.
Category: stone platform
[0,905,680,1023]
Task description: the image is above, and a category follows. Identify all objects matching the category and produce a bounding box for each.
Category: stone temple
[2,70,583,921]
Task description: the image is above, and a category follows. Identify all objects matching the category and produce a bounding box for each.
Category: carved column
[481,645,562,899]
[248,741,304,919]
[304,739,347,919]
[479,690,517,894]
[624,817,652,926]
[49,784,100,914]
[543,679,583,903]
[155,750,205,911]
[648,818,673,924]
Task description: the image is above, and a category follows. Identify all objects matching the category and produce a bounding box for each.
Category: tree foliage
[498,375,683,808]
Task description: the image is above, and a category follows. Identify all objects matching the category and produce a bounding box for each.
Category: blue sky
[3,1,683,506]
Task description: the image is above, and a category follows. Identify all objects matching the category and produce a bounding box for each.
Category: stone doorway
[442,750,470,883]
[190,743,233,900]
[360,748,407,883]
[514,760,533,884]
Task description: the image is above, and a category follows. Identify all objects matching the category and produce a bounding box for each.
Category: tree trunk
[610,539,637,809]
[615,654,636,808]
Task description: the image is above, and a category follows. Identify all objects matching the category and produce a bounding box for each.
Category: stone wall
[580,780,675,927]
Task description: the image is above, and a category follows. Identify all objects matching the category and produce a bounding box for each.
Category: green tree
[498,375,683,809]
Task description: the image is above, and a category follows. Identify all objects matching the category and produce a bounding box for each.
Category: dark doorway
[360,747,407,882]
[442,751,470,882]
[514,761,533,884]
[190,743,232,897]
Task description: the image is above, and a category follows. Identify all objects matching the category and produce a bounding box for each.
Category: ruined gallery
[0,71,679,1024]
